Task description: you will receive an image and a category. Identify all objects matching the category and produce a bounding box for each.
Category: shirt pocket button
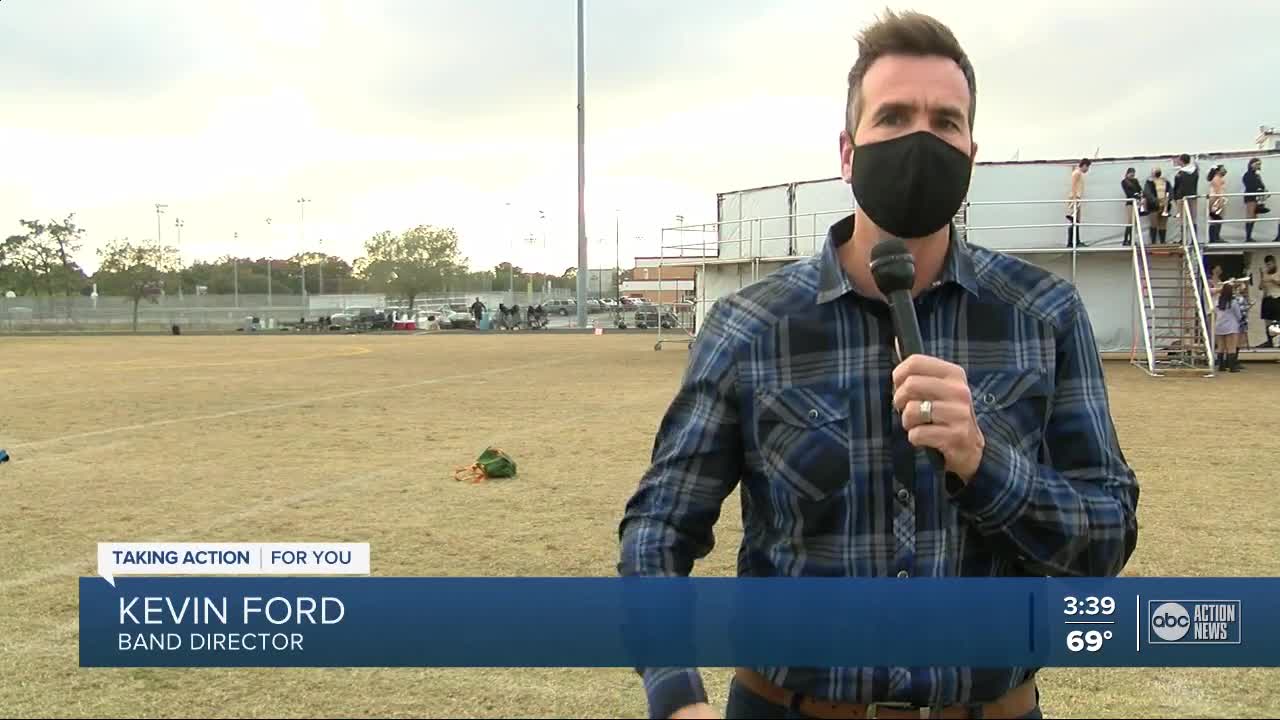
[807,409,819,421]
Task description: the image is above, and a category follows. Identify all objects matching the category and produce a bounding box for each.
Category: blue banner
[78,577,1279,667]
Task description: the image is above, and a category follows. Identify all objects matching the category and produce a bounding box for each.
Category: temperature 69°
[1066,630,1112,652]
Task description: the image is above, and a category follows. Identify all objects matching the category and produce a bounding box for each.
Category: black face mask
[850,130,973,239]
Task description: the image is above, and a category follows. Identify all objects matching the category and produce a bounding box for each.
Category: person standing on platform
[1066,158,1091,247]
[1207,166,1228,244]
[1173,153,1200,243]
[1121,167,1142,246]
[618,10,1138,720]
[1144,168,1173,244]
[1242,158,1268,243]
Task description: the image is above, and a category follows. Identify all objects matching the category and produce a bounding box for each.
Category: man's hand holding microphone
[871,238,986,485]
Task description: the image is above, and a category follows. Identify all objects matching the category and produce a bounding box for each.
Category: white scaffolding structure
[674,148,1280,364]
[661,157,1280,370]
[653,211,838,350]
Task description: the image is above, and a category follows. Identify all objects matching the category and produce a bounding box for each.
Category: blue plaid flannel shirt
[617,215,1140,719]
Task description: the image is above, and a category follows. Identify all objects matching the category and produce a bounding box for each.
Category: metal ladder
[1130,200,1215,376]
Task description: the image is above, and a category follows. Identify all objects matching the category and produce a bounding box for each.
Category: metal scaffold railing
[962,197,1135,281]
[658,193,1275,372]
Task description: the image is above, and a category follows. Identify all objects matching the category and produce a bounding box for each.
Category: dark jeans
[725,679,1044,720]
[1209,213,1223,243]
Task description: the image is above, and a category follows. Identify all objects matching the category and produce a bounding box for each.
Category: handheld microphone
[869,237,946,477]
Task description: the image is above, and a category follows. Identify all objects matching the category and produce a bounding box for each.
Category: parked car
[543,298,577,316]
[420,304,474,329]
[446,304,477,329]
[634,308,680,329]
[418,305,449,327]
[331,306,394,331]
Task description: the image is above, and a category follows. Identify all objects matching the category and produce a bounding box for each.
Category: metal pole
[265,218,273,310]
[574,0,588,328]
[615,210,620,303]
[318,237,324,296]
[233,232,240,308]
[154,203,167,295]
[297,198,310,298]
[175,218,184,301]
[505,202,513,303]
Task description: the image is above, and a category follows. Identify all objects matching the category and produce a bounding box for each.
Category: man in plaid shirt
[618,10,1139,720]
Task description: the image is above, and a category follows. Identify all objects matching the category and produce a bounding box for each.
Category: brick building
[619,255,712,304]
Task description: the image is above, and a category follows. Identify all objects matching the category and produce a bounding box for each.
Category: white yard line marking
[0,355,571,592]
[0,464,404,595]
[9,356,565,451]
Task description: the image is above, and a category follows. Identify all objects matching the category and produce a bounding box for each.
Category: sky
[3,0,1278,275]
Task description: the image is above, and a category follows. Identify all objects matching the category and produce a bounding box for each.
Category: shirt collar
[816,213,979,305]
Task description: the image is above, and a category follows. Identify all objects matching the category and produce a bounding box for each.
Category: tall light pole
[615,209,620,303]
[265,218,273,308]
[174,218,185,300]
[537,209,546,302]
[317,237,324,296]
[505,202,514,301]
[155,204,167,243]
[575,0,588,328]
[297,198,310,297]
[232,232,240,308]
[154,203,167,293]
[631,234,643,302]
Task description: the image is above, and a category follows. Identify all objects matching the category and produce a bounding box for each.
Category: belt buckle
[865,701,920,719]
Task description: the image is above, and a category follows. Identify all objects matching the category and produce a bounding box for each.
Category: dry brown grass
[0,333,1277,718]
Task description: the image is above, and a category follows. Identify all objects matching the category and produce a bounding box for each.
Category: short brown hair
[845,10,976,135]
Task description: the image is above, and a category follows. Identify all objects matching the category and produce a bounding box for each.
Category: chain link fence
[0,289,582,333]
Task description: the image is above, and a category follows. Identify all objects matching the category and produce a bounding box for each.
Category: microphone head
[869,237,916,295]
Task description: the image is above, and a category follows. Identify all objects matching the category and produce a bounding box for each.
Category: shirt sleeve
[949,290,1140,577]
[618,298,745,718]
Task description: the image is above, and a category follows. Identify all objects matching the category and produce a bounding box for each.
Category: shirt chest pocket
[752,386,853,502]
[969,369,1053,454]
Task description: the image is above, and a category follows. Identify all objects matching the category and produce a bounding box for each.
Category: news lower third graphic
[96,542,371,586]
[78,549,1279,668]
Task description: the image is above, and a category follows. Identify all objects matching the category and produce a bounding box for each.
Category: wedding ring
[919,399,934,425]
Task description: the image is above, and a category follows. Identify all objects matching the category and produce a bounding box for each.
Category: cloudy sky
[3,0,1278,274]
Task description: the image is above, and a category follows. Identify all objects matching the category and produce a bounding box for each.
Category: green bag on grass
[454,447,517,483]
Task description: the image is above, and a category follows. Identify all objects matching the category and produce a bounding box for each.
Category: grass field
[1,333,1278,718]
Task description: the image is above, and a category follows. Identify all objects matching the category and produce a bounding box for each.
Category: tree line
[2,215,593,330]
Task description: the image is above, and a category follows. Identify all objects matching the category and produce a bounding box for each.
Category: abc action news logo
[1148,601,1242,644]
